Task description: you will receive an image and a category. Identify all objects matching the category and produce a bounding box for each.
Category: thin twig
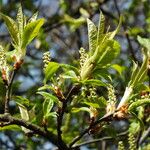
[72,130,128,148]
[4,70,17,114]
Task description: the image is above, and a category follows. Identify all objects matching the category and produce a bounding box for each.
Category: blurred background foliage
[0,0,150,149]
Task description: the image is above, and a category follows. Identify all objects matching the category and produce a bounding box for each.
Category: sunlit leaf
[37,91,59,103]
[72,107,90,113]
[111,64,125,75]
[44,62,60,82]
[128,99,150,111]
[87,18,97,55]
[82,79,107,87]
[22,18,45,48]
[17,4,24,41]
[0,125,21,131]
[0,13,19,45]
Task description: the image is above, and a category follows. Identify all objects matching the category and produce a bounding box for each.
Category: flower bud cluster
[89,87,98,119]
[79,47,88,67]
[140,90,150,99]
[106,84,116,114]
[128,133,136,150]
[118,141,125,150]
[89,87,97,98]
[43,51,51,69]
[0,46,9,83]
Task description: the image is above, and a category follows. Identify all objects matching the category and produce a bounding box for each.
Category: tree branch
[0,114,62,148]
[72,130,128,148]
[69,113,114,148]
[56,85,80,150]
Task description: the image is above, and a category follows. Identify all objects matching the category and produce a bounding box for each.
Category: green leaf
[83,102,100,108]
[97,40,120,66]
[17,103,30,133]
[28,12,38,23]
[108,15,122,40]
[43,98,54,118]
[72,107,90,113]
[17,103,29,121]
[37,91,59,103]
[61,70,77,79]
[38,85,54,91]
[14,96,30,106]
[44,62,60,82]
[17,4,24,42]
[82,79,107,87]
[0,13,19,45]
[129,122,140,134]
[130,112,145,131]
[129,61,139,83]
[22,18,45,48]
[60,63,79,74]
[0,125,21,131]
[98,96,107,107]
[97,12,105,45]
[128,99,150,111]
[111,64,125,76]
[130,49,148,87]
[137,36,150,51]
[87,18,97,55]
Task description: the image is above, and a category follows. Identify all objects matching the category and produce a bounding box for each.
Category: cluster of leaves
[0,4,150,150]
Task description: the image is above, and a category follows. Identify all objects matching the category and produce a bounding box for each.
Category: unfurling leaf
[17,4,24,41]
[87,18,97,55]
[22,18,45,48]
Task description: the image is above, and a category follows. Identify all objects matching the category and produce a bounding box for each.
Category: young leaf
[111,64,125,76]
[97,12,105,45]
[71,107,90,113]
[108,15,122,40]
[37,91,59,103]
[97,40,120,66]
[87,18,97,55]
[60,63,79,74]
[137,36,150,51]
[43,99,54,118]
[83,102,100,108]
[17,103,30,133]
[82,79,107,87]
[14,96,30,106]
[22,18,45,48]
[44,62,60,83]
[17,4,24,41]
[128,99,150,111]
[0,13,19,45]
[28,12,38,23]
[0,125,21,131]
[18,103,29,121]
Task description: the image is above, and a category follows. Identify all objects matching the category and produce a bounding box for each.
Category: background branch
[0,114,61,148]
[73,130,128,148]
